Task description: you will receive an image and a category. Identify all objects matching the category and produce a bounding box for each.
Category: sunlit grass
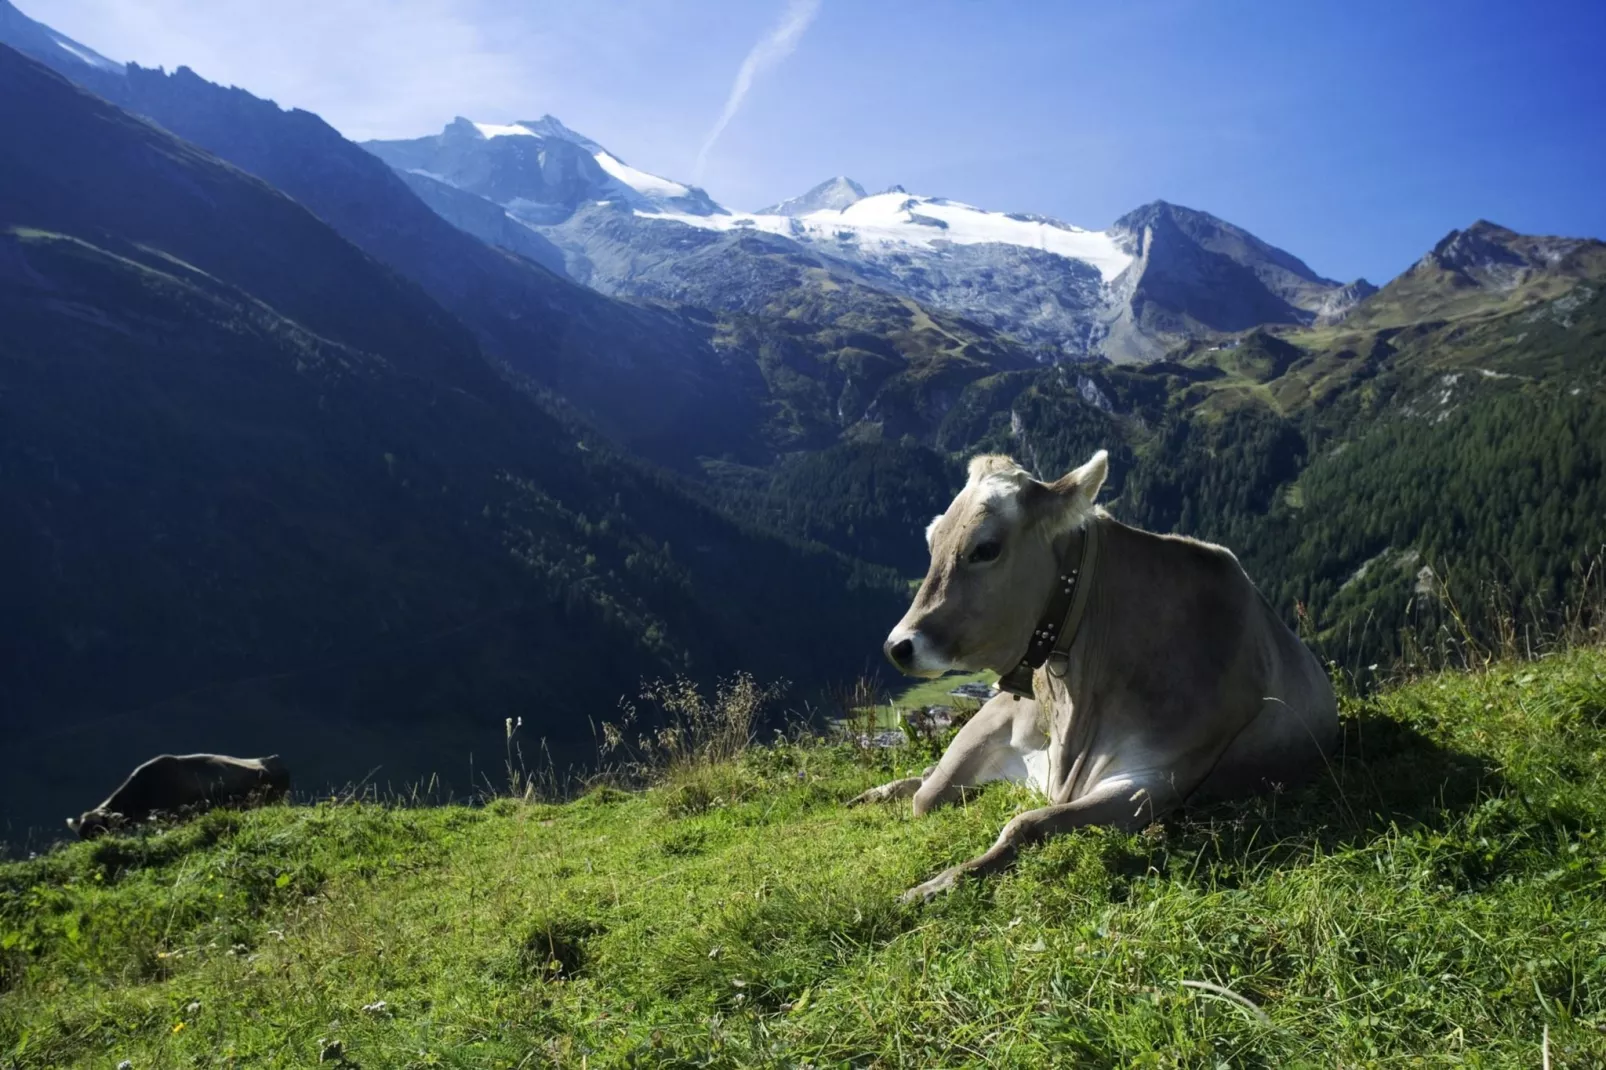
[4,649,1605,1066]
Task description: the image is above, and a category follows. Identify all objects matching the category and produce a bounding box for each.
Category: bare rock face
[1345,220,1606,327]
[1099,201,1369,360]
[1421,221,1591,291]
[760,176,868,216]
[1313,278,1381,325]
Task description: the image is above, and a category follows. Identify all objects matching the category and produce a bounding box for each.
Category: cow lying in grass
[857,450,1337,901]
[67,753,291,839]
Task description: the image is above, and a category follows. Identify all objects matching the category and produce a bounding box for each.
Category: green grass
[846,671,994,731]
[5,649,1606,1067]
[893,670,996,709]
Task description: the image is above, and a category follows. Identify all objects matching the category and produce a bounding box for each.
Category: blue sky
[36,0,1606,284]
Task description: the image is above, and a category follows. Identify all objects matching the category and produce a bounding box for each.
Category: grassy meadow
[3,647,1606,1067]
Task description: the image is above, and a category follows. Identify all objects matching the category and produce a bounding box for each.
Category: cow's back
[99,753,284,819]
[1087,523,1269,729]
[1054,519,1337,803]
[1188,559,1339,799]
[100,754,194,818]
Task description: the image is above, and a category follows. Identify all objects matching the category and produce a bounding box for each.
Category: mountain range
[2,0,1603,842]
[363,117,1375,363]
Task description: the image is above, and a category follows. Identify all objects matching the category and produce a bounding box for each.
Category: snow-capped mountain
[644,187,1135,282]
[366,118,1130,278]
[365,117,1369,362]
[368,116,725,224]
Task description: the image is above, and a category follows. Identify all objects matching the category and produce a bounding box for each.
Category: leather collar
[995,516,1102,699]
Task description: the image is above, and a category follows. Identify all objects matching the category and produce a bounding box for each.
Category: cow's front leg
[847,772,931,807]
[900,771,1180,903]
[849,693,1043,816]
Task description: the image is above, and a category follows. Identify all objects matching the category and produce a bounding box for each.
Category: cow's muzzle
[883,626,946,677]
[885,636,915,671]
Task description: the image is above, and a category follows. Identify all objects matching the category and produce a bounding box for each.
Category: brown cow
[859,449,1337,901]
[67,753,291,839]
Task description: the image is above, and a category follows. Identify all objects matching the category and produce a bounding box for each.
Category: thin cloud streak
[693,0,820,183]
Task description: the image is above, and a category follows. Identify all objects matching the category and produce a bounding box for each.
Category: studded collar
[995,516,1102,700]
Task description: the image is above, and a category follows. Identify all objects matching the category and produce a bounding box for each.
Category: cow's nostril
[887,638,915,669]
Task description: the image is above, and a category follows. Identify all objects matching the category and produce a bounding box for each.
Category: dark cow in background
[67,754,290,839]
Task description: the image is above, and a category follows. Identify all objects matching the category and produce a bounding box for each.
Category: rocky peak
[1112,200,1337,288]
[1098,199,1364,360]
[366,116,725,227]
[1312,278,1380,325]
[511,114,602,151]
[1420,220,1589,290]
[758,176,867,216]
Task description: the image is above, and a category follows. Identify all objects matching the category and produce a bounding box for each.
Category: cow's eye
[967,540,1002,564]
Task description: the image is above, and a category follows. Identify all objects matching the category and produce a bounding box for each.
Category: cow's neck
[995,515,1102,698]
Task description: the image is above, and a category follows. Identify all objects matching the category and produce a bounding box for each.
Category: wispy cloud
[693,0,821,183]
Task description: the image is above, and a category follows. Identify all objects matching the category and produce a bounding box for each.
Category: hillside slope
[4,648,1604,1065]
[0,47,902,837]
[0,8,773,467]
[711,223,1606,656]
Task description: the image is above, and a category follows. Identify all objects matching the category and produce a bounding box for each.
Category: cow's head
[66,810,114,840]
[884,449,1108,677]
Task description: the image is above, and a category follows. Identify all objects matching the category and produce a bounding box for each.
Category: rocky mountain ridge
[363,117,1372,362]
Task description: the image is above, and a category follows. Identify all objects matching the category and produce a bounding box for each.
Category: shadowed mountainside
[0,46,903,838]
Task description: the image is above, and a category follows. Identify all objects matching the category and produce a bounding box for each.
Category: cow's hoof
[899,865,963,904]
[848,777,922,808]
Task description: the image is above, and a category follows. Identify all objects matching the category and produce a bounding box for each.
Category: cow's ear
[1026,449,1108,535]
[65,816,78,831]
